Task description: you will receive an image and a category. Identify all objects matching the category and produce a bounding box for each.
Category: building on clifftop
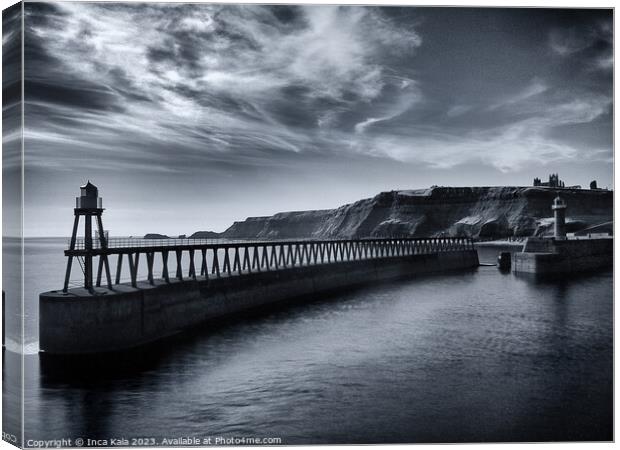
[533,173,565,188]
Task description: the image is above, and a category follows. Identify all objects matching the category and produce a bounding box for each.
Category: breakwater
[40,246,478,355]
[512,237,612,274]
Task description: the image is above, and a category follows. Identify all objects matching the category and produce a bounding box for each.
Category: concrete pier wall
[40,250,478,355]
[512,238,612,274]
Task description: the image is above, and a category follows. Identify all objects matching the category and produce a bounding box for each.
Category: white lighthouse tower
[552,195,567,240]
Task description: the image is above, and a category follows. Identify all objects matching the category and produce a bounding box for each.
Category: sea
[2,238,613,444]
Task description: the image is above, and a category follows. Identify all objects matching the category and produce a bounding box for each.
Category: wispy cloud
[446,104,472,118]
[18,5,613,236]
[23,4,612,177]
[349,91,611,172]
[549,20,612,72]
[354,82,421,133]
[488,79,548,111]
[24,3,424,172]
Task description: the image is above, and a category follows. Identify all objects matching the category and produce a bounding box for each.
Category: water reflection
[21,265,613,444]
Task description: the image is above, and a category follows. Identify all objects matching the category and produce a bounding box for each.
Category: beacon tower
[63,182,112,293]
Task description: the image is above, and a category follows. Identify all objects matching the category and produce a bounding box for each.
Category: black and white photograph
[1,0,614,446]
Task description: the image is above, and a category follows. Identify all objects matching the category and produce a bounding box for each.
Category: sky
[6,2,614,236]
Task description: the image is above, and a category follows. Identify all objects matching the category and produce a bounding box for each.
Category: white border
[0,2,615,450]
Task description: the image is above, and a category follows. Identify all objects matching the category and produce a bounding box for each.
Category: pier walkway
[65,236,475,292]
[43,183,480,354]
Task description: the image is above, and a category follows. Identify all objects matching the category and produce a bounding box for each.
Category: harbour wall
[512,238,612,274]
[40,250,479,355]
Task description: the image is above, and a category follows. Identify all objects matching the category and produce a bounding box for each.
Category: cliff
[144,233,169,239]
[221,186,612,239]
[189,231,221,239]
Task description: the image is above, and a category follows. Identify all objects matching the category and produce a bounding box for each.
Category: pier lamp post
[552,195,567,240]
[63,182,112,293]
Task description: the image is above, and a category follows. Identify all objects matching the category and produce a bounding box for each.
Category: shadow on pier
[39,265,482,385]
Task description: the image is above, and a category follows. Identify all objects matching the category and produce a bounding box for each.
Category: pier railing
[71,237,224,250]
[65,237,475,290]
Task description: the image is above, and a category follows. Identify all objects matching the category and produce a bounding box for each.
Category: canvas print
[2,1,613,447]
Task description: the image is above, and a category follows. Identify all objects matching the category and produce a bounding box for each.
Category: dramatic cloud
[24,3,423,172]
[19,4,613,236]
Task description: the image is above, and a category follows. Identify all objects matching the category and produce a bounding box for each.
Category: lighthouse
[551,195,567,240]
[63,181,112,293]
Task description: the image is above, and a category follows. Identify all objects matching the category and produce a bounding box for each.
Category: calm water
[3,239,613,444]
